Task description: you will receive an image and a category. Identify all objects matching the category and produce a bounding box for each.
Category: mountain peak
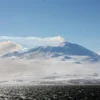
[59,42,70,47]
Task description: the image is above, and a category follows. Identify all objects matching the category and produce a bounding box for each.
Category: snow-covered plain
[0,57,100,85]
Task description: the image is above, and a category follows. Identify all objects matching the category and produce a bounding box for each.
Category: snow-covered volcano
[2,42,100,62]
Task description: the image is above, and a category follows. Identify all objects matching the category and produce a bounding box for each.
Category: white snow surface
[0,57,100,85]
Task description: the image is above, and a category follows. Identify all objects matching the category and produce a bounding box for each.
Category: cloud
[0,41,22,56]
[0,36,65,48]
[96,52,100,55]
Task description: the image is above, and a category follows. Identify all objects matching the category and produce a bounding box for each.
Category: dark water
[0,85,100,100]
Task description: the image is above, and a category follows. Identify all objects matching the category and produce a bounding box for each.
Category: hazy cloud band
[0,36,65,48]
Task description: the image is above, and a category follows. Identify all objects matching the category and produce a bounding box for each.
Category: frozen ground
[0,57,100,85]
